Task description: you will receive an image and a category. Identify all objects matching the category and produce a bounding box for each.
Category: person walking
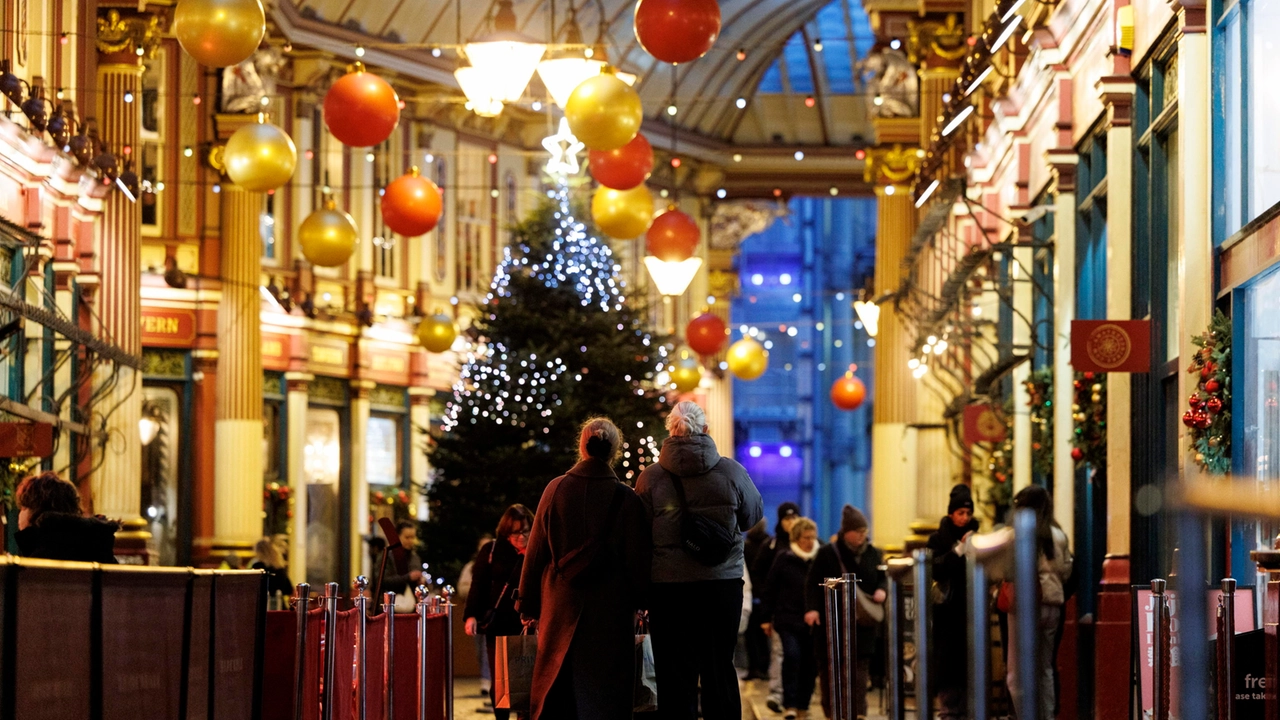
[382,520,426,604]
[14,471,118,563]
[459,534,496,699]
[926,485,980,720]
[743,518,771,681]
[519,418,652,720]
[635,401,765,720]
[252,536,293,598]
[761,517,821,720]
[465,506,535,720]
[755,502,802,711]
[1005,486,1072,720]
[805,505,885,720]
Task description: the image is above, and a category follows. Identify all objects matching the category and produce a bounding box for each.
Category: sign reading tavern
[140,308,197,348]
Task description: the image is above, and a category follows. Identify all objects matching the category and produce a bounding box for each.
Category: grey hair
[665,400,707,437]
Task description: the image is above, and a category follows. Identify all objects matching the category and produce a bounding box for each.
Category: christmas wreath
[1071,372,1106,468]
[263,482,292,536]
[1024,369,1054,477]
[1183,310,1231,474]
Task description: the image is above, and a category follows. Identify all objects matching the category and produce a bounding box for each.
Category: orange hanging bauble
[589,133,654,190]
[381,166,442,236]
[831,371,867,411]
[686,312,728,356]
[633,0,721,64]
[322,63,401,147]
[646,207,700,261]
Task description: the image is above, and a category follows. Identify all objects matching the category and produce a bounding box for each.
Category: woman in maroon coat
[518,418,652,720]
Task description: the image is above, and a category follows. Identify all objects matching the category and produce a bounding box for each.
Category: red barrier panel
[421,613,449,720]
[211,571,267,720]
[100,567,190,720]
[12,559,94,720]
[330,608,359,720]
[366,612,387,720]
[261,611,298,720]
[303,608,324,720]
[187,571,214,720]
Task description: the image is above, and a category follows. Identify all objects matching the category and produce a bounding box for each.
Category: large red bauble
[646,208,700,261]
[323,65,400,147]
[830,374,867,411]
[381,167,442,236]
[589,134,654,190]
[686,312,728,356]
[633,0,721,64]
[1070,447,1084,461]
[1204,379,1221,393]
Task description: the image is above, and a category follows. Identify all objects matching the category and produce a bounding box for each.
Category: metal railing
[822,571,860,720]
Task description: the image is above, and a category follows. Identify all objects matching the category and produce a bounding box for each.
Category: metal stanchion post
[442,585,455,720]
[416,586,430,720]
[841,572,858,720]
[293,583,311,720]
[355,577,369,720]
[1151,578,1167,720]
[886,558,913,720]
[1222,577,1236,720]
[967,553,988,720]
[911,549,932,720]
[1012,509,1040,720]
[824,578,845,720]
[321,582,340,720]
[384,591,397,720]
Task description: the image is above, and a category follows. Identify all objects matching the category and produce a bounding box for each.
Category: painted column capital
[1046,150,1079,193]
[1097,76,1137,129]
[95,8,165,63]
[864,144,923,187]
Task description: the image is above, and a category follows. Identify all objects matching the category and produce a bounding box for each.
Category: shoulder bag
[669,473,737,566]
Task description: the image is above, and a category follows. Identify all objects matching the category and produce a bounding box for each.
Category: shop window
[1240,266,1280,577]
[304,408,342,587]
[141,387,181,566]
[1215,0,1280,239]
[1075,132,1108,320]
[1134,50,1181,363]
[366,415,403,486]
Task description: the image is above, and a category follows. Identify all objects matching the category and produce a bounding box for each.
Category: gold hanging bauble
[564,72,643,151]
[670,349,703,393]
[417,313,458,353]
[727,338,768,381]
[173,0,266,68]
[224,118,297,192]
[298,196,358,267]
[591,185,654,239]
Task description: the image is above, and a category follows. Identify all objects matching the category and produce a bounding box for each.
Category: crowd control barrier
[260,578,454,720]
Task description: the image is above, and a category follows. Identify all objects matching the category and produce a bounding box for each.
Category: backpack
[669,473,737,566]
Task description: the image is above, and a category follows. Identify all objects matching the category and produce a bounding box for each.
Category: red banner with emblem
[963,404,1007,444]
[0,423,54,457]
[1070,320,1151,373]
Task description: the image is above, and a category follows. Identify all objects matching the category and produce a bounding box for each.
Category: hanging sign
[140,308,197,348]
[1071,320,1151,373]
[963,404,1007,444]
[0,423,54,457]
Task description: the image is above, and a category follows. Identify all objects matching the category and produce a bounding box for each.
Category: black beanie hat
[778,502,800,522]
[948,484,975,514]
[840,505,868,534]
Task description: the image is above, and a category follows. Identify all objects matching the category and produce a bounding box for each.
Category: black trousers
[649,579,744,720]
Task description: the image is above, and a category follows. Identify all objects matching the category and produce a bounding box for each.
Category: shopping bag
[855,585,884,626]
[634,613,658,713]
[494,633,537,715]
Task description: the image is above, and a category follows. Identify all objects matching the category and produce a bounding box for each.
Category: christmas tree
[423,184,669,582]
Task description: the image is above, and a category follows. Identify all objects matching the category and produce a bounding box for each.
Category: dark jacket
[761,547,816,632]
[926,515,980,688]
[744,522,770,587]
[382,549,425,596]
[750,519,791,591]
[251,562,293,597]
[805,540,886,657]
[462,538,525,637]
[14,512,119,564]
[518,458,651,720]
[635,434,764,583]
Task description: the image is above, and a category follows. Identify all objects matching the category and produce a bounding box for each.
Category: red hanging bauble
[646,207,700,261]
[589,134,654,190]
[1201,361,1216,379]
[686,312,729,356]
[1205,396,1224,414]
[380,166,442,236]
[1073,380,1083,391]
[1188,393,1202,409]
[1083,372,1095,380]
[830,373,867,411]
[1194,411,1212,429]
[323,63,401,147]
[1205,379,1221,393]
[1182,409,1197,428]
[1070,447,1084,461]
[633,0,721,64]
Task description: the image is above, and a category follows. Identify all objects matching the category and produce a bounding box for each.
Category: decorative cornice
[1097,76,1137,129]
[905,14,969,66]
[1172,0,1207,34]
[1045,150,1079,193]
[95,9,164,60]
[864,144,923,185]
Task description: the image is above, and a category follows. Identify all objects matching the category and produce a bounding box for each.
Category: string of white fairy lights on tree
[441,343,569,433]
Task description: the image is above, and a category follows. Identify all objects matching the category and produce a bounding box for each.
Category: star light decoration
[541,117,585,180]
[442,344,569,432]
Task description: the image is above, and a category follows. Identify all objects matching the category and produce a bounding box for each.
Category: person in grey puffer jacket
[636,401,764,720]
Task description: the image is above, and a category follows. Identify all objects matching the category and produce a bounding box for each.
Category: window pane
[1242,268,1280,562]
[366,415,401,486]
[305,408,341,586]
[1224,12,1243,236]
[1250,0,1280,219]
[1165,130,1181,362]
[141,387,181,566]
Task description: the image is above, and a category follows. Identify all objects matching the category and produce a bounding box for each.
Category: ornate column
[866,146,919,550]
[212,114,266,558]
[351,379,374,579]
[286,372,312,586]
[91,10,158,545]
[1047,149,1078,540]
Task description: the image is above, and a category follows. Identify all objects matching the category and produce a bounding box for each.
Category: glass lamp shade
[644,256,703,296]
[454,66,504,117]
[537,57,608,107]
[853,300,881,337]
[139,415,160,446]
[462,32,547,102]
